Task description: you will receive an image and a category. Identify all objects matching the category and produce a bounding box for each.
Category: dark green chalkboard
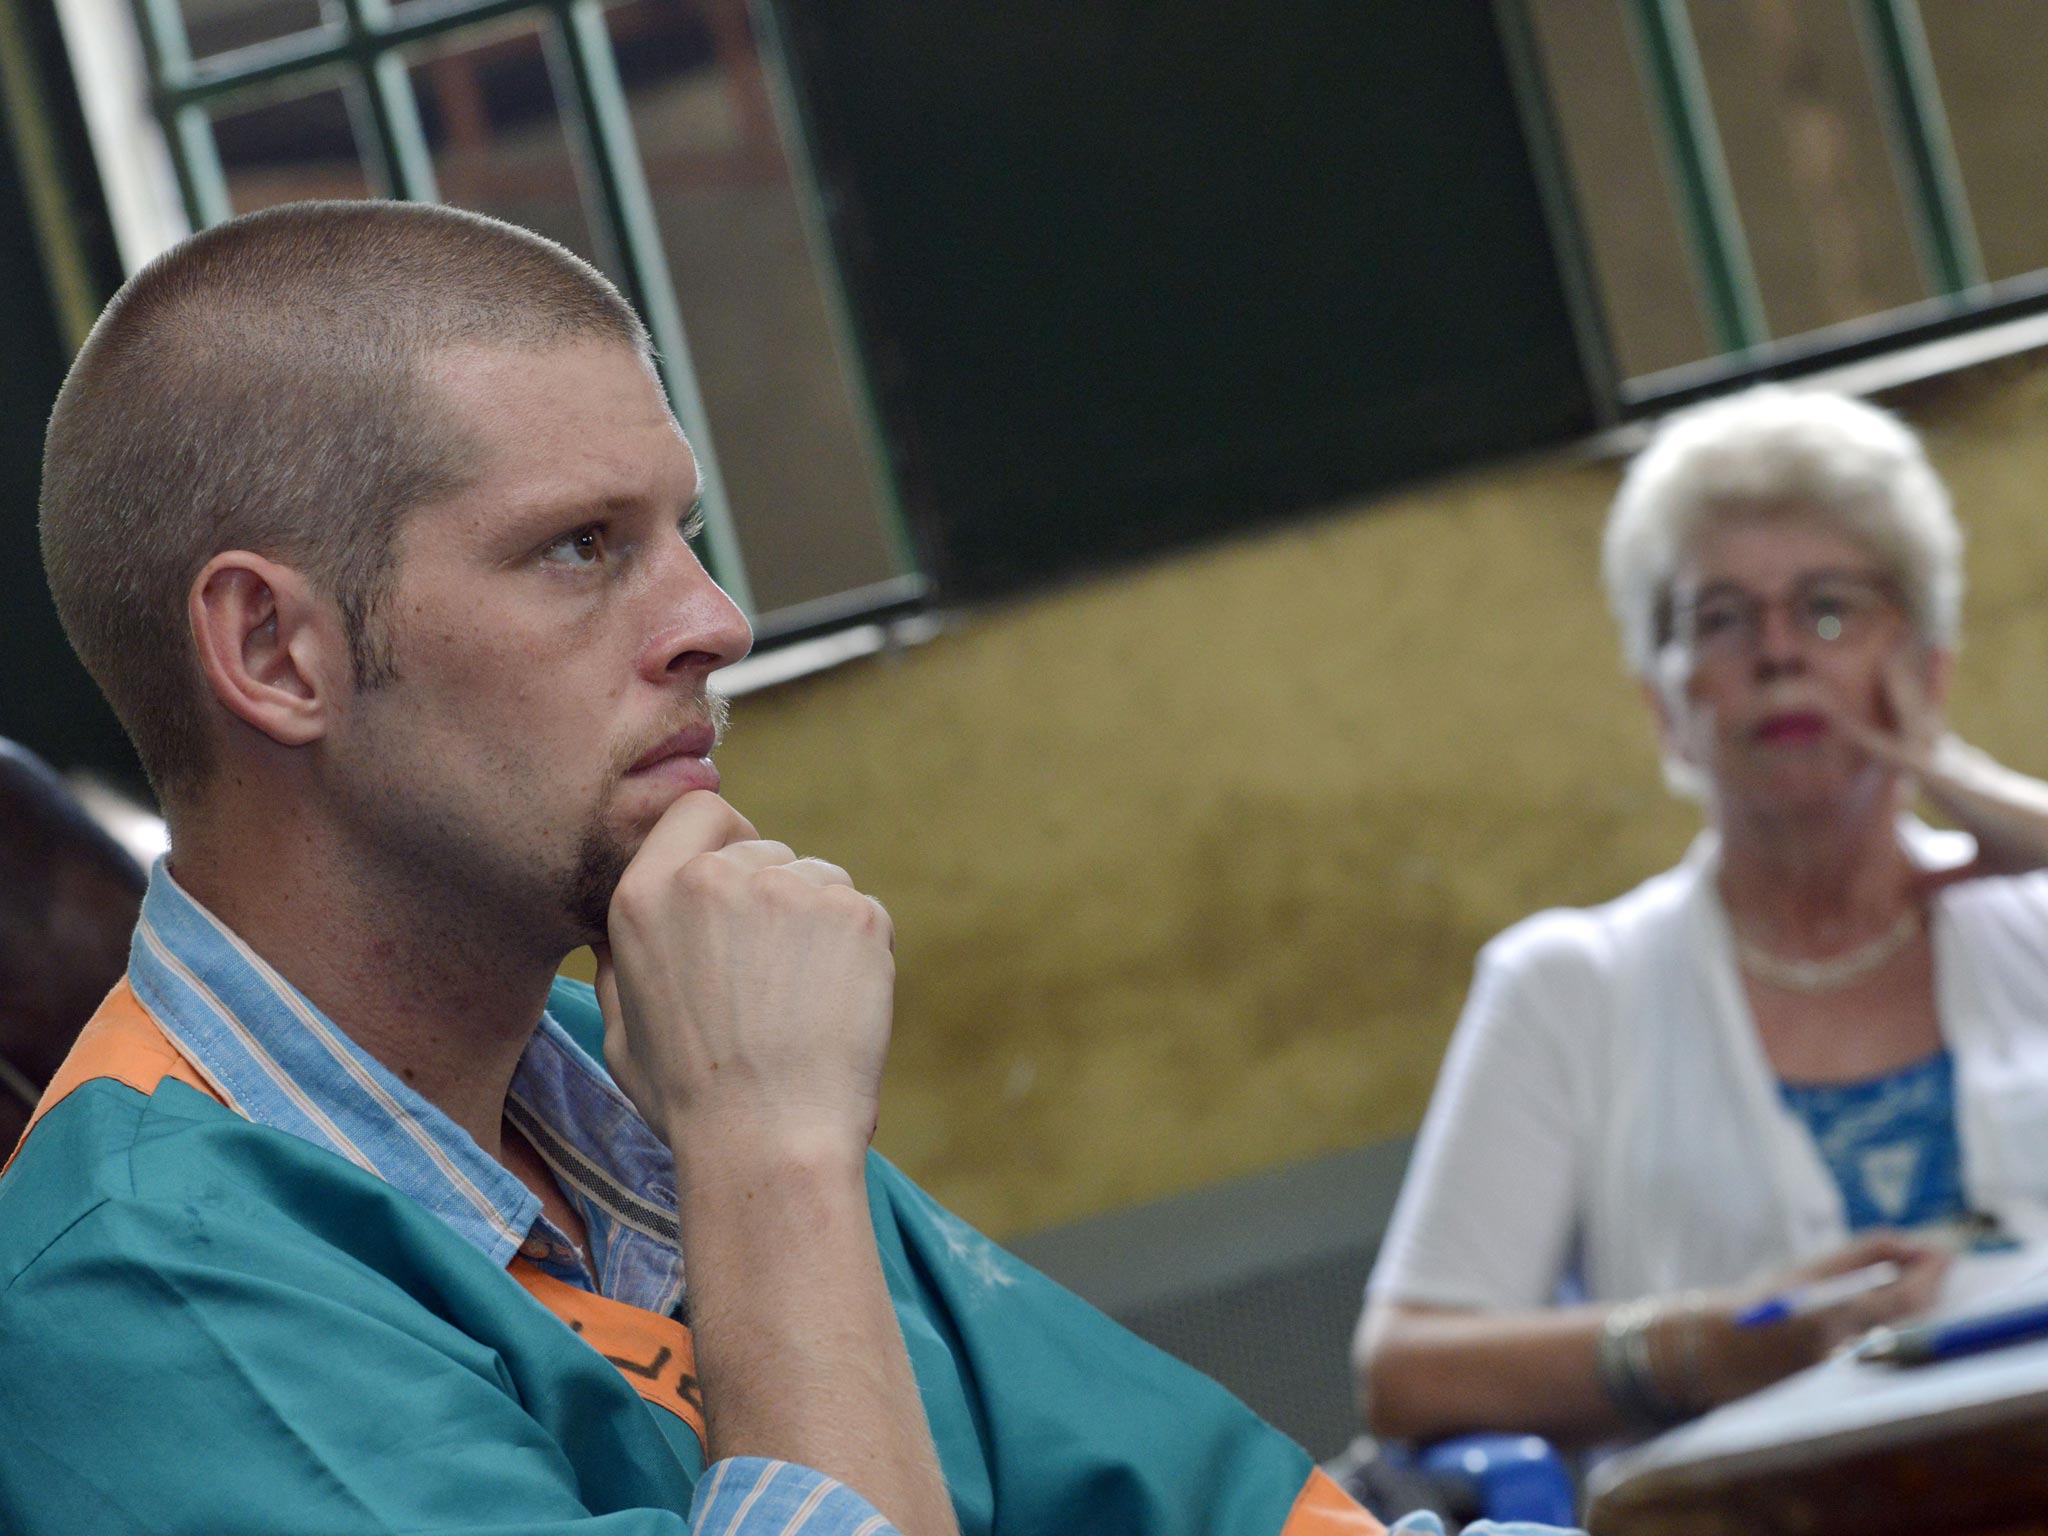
[0,0,136,790]
[767,0,1601,598]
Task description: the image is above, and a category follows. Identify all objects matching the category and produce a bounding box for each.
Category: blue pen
[1734,1260,1904,1328]
[1857,1298,2048,1366]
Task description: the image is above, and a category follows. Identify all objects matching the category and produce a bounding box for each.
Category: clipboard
[1587,1256,2048,1536]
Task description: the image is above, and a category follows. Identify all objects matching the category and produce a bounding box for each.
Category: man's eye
[541,526,604,566]
[680,506,705,543]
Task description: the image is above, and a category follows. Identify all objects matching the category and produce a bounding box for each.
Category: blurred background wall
[699,352,2048,1239]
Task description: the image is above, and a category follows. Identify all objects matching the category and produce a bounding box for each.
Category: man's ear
[188,552,348,749]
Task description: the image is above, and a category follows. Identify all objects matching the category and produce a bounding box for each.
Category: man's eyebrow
[503,492,648,534]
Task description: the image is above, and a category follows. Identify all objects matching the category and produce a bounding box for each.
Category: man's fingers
[715,848,858,887]
[592,942,620,1023]
[753,862,892,944]
[710,839,801,872]
[632,789,761,871]
[784,856,854,888]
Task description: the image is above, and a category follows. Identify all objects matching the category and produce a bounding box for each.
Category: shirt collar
[128,860,684,1312]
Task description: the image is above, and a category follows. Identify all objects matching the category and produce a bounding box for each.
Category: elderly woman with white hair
[1352,384,2048,1447]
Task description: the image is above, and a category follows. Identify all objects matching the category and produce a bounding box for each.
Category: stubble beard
[559,692,731,939]
[564,817,634,938]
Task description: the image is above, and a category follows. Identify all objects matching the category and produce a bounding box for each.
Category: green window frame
[1499,0,2048,414]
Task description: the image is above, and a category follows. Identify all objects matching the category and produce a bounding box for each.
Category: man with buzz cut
[0,201,1398,1536]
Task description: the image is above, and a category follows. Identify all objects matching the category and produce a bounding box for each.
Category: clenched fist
[593,790,895,1172]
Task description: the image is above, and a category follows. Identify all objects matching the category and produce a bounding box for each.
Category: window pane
[406,21,602,269]
[178,0,335,60]
[607,0,909,618]
[1524,0,1715,380]
[1917,0,2048,285]
[1687,0,1924,338]
[212,80,373,213]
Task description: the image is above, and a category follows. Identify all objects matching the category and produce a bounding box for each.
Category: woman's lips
[1753,710,1829,745]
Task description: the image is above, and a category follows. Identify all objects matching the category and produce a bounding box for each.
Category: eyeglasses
[1671,571,1901,658]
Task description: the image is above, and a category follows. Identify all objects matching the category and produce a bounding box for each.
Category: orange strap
[1,979,218,1176]
[510,1259,707,1451]
[1282,1469,1389,1535]
[6,980,708,1455]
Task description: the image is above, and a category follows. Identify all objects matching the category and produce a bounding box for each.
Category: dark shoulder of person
[0,739,146,1149]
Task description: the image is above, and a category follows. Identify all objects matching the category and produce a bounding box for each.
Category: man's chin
[564,825,641,940]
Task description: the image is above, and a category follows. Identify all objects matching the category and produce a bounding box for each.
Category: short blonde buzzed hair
[40,200,649,805]
[1601,384,1962,679]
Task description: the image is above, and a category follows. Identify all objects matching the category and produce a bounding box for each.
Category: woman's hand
[1699,1231,1950,1403]
[1826,650,2048,890]
[1357,1234,1949,1448]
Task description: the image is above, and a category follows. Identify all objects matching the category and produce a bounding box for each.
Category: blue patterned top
[1778,1051,1969,1230]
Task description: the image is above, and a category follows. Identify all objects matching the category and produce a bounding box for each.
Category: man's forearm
[675,1130,959,1536]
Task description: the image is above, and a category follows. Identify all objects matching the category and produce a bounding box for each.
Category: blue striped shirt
[128,860,898,1536]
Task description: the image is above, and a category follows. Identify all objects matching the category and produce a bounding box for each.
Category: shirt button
[520,1234,550,1260]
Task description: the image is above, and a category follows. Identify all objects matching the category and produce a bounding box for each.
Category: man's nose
[642,549,754,681]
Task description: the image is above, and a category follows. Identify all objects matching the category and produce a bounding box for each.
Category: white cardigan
[1368,824,2048,1311]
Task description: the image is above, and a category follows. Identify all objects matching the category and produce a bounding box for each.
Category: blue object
[1389,1514,1583,1536]
[1733,1259,1905,1328]
[1861,1298,2048,1366]
[1415,1434,1577,1528]
[1776,1051,1968,1231]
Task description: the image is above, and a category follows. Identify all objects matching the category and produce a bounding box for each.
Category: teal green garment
[544,980,1324,1536]
[0,979,1323,1535]
[0,1074,705,1532]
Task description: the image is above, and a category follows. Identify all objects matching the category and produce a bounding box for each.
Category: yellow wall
[629,352,2048,1239]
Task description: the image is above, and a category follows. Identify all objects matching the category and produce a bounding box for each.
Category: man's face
[329,339,752,951]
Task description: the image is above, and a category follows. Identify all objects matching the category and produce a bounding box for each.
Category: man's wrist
[668,1118,872,1208]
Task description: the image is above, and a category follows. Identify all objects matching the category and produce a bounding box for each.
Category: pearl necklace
[1735,907,1923,994]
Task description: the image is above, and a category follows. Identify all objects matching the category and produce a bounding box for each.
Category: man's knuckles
[833,885,893,945]
[612,843,783,916]
[787,856,853,888]
[618,849,885,922]
[754,866,890,934]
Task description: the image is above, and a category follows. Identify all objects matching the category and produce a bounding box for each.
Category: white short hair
[1601,385,1962,678]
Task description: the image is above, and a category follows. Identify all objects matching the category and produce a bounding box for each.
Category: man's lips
[1753,710,1829,745]
[626,723,719,781]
